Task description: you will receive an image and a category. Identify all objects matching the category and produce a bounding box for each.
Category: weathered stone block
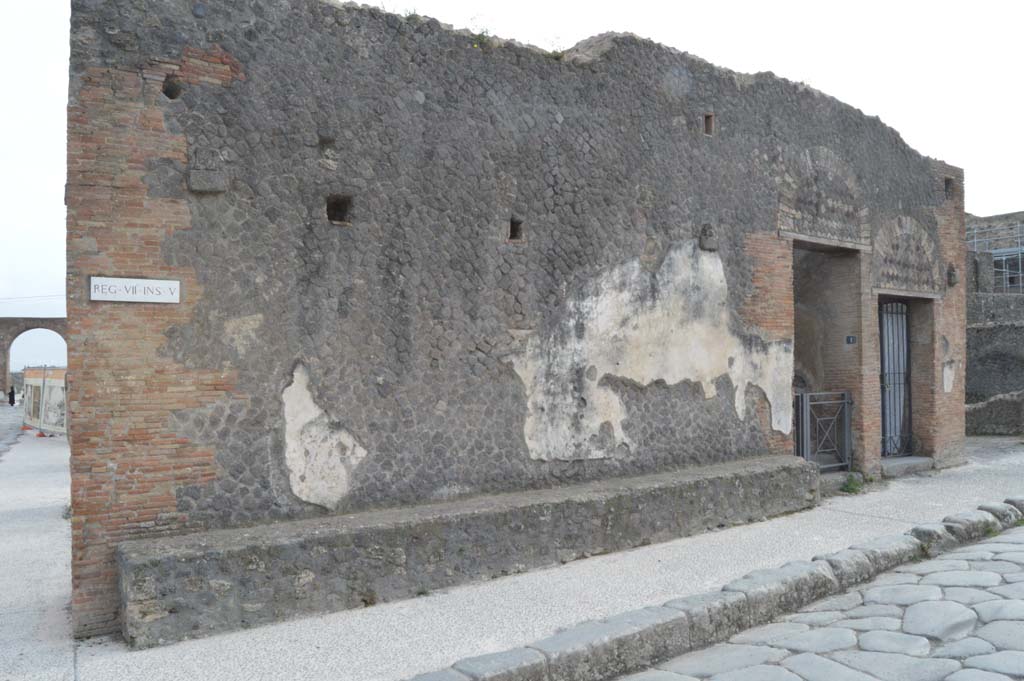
[908,524,961,557]
[830,651,960,680]
[116,456,817,647]
[601,606,691,663]
[663,591,750,649]
[943,511,1002,542]
[979,502,1023,529]
[880,456,934,479]
[721,561,838,626]
[819,472,865,498]
[903,601,978,641]
[410,671,473,681]
[811,550,875,588]
[528,619,653,681]
[659,643,788,677]
[186,169,228,193]
[850,534,925,572]
[452,648,547,681]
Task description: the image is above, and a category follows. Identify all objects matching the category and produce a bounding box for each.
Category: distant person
[7,387,13,407]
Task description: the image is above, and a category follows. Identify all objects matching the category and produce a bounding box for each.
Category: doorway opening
[791,242,860,471]
[879,299,912,456]
[7,329,68,434]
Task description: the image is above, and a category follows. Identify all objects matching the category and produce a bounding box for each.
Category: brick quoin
[741,232,794,344]
[66,49,244,637]
[929,161,967,466]
[739,232,795,456]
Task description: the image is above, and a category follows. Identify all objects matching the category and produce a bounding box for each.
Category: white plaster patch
[943,360,956,393]
[282,364,367,510]
[510,241,793,461]
[223,313,263,357]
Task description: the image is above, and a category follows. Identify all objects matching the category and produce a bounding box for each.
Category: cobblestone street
[626,526,1024,681]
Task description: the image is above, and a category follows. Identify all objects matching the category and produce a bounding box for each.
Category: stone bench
[116,455,818,647]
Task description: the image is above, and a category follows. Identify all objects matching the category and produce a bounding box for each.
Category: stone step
[116,455,819,648]
[882,456,935,479]
[821,472,865,497]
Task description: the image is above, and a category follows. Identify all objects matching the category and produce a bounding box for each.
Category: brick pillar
[909,299,937,455]
[1,338,9,398]
[67,50,245,637]
[740,231,795,456]
[929,162,967,468]
[854,252,882,478]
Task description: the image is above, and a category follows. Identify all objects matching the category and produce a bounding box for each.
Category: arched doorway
[8,328,68,433]
[0,317,68,396]
[0,321,72,677]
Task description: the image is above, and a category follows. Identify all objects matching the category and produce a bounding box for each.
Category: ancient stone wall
[68,0,963,635]
[966,211,1024,251]
[966,251,1024,433]
[925,168,966,466]
[964,210,1024,434]
[118,456,818,647]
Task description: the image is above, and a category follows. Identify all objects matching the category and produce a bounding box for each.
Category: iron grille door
[794,391,852,471]
[879,301,912,456]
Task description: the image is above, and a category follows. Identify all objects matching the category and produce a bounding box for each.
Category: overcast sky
[1,0,1021,369]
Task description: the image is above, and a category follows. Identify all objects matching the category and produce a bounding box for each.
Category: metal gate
[879,300,912,456]
[794,391,852,471]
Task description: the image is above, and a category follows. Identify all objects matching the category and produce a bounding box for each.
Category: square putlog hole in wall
[508,217,524,242]
[162,74,184,100]
[326,195,353,224]
[704,113,715,136]
[944,177,956,200]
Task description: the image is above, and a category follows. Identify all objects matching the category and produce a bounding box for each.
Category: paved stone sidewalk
[0,412,74,681]
[0,404,24,455]
[624,525,1024,681]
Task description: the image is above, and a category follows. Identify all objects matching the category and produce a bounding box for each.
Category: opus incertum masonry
[65,1,966,641]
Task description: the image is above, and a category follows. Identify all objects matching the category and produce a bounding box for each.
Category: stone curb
[407,495,1024,681]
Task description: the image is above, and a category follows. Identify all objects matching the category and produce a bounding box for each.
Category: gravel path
[629,526,1024,681]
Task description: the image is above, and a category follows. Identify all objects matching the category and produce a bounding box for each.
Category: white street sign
[89,276,181,304]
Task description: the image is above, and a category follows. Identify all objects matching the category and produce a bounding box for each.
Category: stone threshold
[409,498,1024,681]
[117,455,818,648]
[881,456,935,479]
[820,471,866,497]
